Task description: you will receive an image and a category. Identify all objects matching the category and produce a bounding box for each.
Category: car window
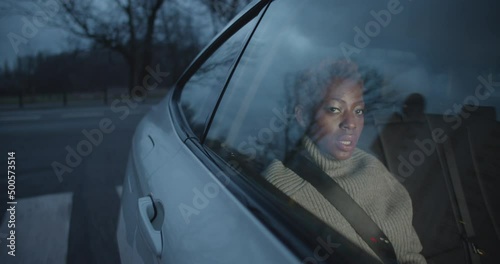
[205,0,500,263]
[177,18,257,139]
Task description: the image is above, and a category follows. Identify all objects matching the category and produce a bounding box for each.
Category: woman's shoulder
[262,159,307,195]
[352,148,408,194]
[262,159,287,180]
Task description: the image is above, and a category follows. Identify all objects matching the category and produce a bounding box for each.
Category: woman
[264,60,426,263]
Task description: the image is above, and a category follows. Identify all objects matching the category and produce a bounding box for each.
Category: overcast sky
[0,13,69,68]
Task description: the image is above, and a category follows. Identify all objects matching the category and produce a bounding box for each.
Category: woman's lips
[335,135,356,152]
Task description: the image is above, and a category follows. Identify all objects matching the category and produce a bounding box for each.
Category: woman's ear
[295,105,307,128]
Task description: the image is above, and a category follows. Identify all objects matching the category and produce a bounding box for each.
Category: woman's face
[309,79,365,160]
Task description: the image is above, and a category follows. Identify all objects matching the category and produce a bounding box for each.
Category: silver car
[117,0,500,263]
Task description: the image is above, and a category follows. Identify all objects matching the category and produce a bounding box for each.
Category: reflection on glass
[179,19,256,138]
[206,0,500,263]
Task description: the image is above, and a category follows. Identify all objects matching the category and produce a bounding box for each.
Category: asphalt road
[0,103,154,264]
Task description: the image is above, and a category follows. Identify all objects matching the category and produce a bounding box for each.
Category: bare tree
[57,0,166,94]
[58,0,252,93]
[2,0,251,95]
[157,4,200,80]
[4,0,168,94]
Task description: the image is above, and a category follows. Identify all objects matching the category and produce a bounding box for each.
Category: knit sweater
[264,137,426,264]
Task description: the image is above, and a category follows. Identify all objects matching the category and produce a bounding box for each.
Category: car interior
[359,100,500,263]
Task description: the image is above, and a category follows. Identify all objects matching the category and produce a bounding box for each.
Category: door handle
[138,196,163,256]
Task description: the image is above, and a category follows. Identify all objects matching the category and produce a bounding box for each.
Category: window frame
[171,0,270,142]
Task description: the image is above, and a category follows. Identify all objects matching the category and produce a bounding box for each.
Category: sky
[0,14,69,68]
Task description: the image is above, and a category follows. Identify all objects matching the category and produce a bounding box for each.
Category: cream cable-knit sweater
[264,137,426,264]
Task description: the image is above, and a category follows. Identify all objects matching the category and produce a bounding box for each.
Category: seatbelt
[442,132,482,264]
[285,152,399,264]
[426,117,482,264]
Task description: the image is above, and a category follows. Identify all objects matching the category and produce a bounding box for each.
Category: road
[0,103,155,264]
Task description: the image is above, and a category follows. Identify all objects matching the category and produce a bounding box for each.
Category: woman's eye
[355,109,365,115]
[328,107,341,113]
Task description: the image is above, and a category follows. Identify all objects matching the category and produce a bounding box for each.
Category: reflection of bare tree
[362,67,391,113]
[179,24,251,137]
[194,39,245,78]
[181,103,206,135]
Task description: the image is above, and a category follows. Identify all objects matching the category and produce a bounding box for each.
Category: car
[116,0,500,263]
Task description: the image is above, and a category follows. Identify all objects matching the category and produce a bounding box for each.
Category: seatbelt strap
[442,132,482,264]
[285,152,399,264]
[426,117,481,263]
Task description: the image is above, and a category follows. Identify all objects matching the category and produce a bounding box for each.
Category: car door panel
[122,92,301,264]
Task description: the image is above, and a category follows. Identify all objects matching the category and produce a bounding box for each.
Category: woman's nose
[340,113,357,130]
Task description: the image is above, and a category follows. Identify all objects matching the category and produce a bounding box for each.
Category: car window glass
[178,18,257,139]
[205,0,500,262]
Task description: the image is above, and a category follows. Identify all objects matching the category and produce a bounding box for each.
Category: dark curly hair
[291,59,364,124]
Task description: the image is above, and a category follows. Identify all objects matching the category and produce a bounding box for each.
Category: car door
[117,1,305,264]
